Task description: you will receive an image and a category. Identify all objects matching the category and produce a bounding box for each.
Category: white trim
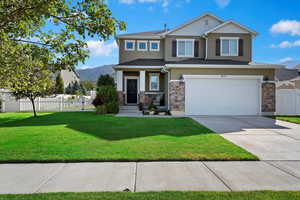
[149,41,160,51]
[149,73,160,91]
[165,64,284,69]
[176,39,195,57]
[204,20,258,37]
[145,92,164,95]
[114,65,163,69]
[124,76,139,105]
[183,75,263,80]
[137,40,148,51]
[125,40,135,51]
[220,37,239,57]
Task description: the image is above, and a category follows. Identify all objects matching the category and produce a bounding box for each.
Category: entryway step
[120,106,139,111]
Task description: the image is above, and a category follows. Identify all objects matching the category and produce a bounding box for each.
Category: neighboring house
[276,66,300,115]
[113,13,283,116]
[276,68,300,90]
[60,70,80,88]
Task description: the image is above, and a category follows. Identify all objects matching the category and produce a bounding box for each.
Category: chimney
[164,24,168,32]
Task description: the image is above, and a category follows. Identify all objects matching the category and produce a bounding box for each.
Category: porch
[116,69,168,106]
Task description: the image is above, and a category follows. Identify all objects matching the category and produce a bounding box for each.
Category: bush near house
[93,86,119,114]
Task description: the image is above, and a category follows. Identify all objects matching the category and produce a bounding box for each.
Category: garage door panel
[185,78,260,116]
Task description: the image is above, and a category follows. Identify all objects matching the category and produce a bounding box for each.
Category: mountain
[76,65,115,81]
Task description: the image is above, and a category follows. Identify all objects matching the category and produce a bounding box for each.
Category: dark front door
[126,79,138,104]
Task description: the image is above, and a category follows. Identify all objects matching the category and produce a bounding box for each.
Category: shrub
[92,95,103,107]
[96,105,107,114]
[106,102,119,114]
[97,74,115,87]
[97,86,118,103]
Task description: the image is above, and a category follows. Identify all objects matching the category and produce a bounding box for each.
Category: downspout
[203,35,208,60]
[162,66,170,110]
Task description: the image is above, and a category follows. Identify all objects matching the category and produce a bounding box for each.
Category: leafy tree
[65,81,86,95]
[55,72,64,94]
[97,74,115,87]
[81,81,95,91]
[0,0,126,87]
[8,45,54,117]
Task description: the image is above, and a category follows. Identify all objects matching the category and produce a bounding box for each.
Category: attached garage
[184,75,263,115]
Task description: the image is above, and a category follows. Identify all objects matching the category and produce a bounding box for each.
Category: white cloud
[270,20,300,36]
[279,57,294,63]
[86,40,118,56]
[214,0,231,8]
[119,0,134,4]
[119,0,168,8]
[271,39,300,48]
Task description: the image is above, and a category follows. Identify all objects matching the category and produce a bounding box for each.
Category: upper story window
[150,41,160,51]
[149,73,159,91]
[177,39,194,57]
[221,37,239,56]
[137,40,148,51]
[125,40,135,51]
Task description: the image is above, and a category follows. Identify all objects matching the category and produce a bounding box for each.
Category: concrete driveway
[192,116,300,160]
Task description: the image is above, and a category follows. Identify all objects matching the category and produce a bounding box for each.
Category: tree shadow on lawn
[0,112,214,141]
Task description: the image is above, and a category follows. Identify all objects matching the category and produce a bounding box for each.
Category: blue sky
[77,0,300,69]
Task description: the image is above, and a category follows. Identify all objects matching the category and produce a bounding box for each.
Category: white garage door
[184,75,261,115]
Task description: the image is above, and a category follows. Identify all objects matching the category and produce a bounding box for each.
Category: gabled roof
[204,20,258,37]
[117,30,165,39]
[276,68,300,81]
[163,13,224,36]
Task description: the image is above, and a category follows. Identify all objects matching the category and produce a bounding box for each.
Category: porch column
[139,70,146,92]
[116,70,124,105]
[116,70,123,91]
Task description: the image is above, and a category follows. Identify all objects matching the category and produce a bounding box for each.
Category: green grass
[0,191,300,200]
[273,116,300,124]
[0,112,257,162]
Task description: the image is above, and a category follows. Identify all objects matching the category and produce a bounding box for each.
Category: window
[125,40,135,51]
[150,41,160,51]
[137,41,148,51]
[221,37,239,56]
[149,73,159,91]
[177,39,194,57]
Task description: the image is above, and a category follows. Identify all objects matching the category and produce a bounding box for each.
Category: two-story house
[114,13,283,116]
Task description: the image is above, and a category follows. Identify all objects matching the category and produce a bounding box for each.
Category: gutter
[165,64,285,69]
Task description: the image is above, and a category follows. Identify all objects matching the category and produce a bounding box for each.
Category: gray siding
[119,39,164,64]
[164,35,205,62]
[207,33,252,62]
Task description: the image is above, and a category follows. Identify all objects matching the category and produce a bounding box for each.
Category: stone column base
[262,82,276,113]
[118,91,124,105]
[169,81,185,112]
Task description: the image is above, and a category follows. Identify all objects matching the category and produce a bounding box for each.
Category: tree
[97,74,115,87]
[8,45,54,117]
[81,81,95,91]
[0,0,126,87]
[55,72,64,94]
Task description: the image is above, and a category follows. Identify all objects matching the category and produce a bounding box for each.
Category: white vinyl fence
[276,89,300,115]
[1,94,94,112]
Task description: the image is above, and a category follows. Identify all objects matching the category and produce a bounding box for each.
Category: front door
[126,79,138,104]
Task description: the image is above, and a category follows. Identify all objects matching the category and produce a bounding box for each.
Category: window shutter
[239,39,244,56]
[194,40,199,57]
[216,39,220,56]
[172,40,177,57]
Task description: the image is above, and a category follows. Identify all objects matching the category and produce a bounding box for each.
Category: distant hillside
[76,65,115,81]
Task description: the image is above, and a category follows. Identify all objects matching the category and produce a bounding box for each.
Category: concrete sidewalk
[1,161,300,194]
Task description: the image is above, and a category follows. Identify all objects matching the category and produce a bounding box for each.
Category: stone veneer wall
[262,82,276,113]
[139,92,164,105]
[169,81,185,111]
[118,92,124,105]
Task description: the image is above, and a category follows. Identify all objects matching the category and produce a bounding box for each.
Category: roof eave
[165,64,284,69]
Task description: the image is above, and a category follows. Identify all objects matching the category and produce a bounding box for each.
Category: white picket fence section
[276,89,300,115]
[1,95,94,112]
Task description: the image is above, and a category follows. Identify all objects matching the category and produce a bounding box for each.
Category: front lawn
[1,191,300,200]
[274,116,300,124]
[0,112,257,162]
